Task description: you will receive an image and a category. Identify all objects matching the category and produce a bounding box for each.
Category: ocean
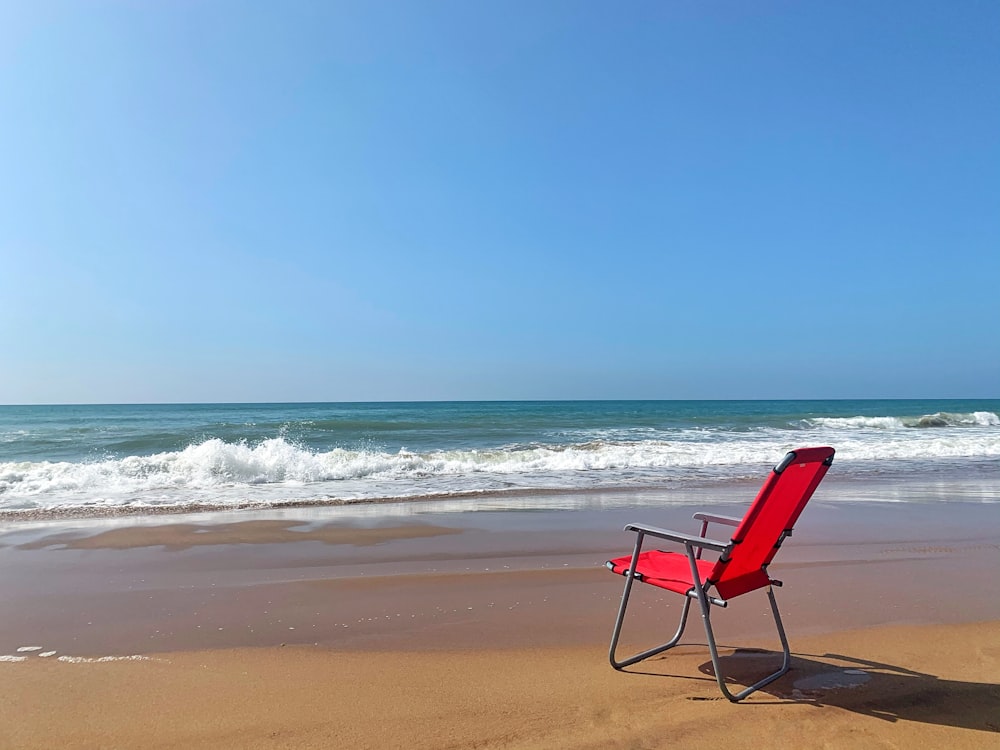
[1,400,998,517]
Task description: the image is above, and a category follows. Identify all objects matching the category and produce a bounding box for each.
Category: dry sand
[5,623,999,749]
[1,501,999,748]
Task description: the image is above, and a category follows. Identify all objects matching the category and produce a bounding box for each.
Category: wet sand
[1,499,999,748]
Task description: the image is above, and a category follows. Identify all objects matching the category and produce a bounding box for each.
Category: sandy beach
[5,0,999,740]
[2,496,999,748]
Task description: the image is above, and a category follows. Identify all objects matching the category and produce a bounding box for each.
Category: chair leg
[698,585,792,702]
[608,572,692,670]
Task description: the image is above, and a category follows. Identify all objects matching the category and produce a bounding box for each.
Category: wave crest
[809,411,999,429]
[3,427,1000,512]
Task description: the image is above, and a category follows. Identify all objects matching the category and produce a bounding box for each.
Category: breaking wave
[807,411,999,429]
[3,425,1000,513]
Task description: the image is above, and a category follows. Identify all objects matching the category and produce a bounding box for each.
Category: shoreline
[0,482,763,523]
[3,469,1000,524]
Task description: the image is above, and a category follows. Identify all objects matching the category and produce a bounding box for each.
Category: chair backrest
[708,447,834,600]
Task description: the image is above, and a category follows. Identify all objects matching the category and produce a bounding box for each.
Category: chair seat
[607,550,715,595]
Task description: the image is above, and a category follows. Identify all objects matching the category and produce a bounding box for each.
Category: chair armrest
[692,512,742,527]
[623,523,730,552]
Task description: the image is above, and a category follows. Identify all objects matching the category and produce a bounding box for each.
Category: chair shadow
[627,647,1000,734]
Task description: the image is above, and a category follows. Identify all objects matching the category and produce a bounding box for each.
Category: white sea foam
[55,655,153,663]
[968,411,999,426]
[0,651,154,664]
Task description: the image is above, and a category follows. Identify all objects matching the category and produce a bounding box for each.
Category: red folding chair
[606,447,835,701]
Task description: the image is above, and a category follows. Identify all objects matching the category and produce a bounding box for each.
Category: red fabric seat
[606,550,714,595]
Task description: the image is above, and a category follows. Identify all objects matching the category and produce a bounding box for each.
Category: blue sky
[1,1,997,403]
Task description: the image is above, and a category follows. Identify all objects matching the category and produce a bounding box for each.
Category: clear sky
[1,1,997,404]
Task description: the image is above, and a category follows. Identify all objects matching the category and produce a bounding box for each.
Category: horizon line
[2,396,998,408]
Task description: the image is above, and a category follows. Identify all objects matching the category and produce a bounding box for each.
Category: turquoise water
[1,400,998,514]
